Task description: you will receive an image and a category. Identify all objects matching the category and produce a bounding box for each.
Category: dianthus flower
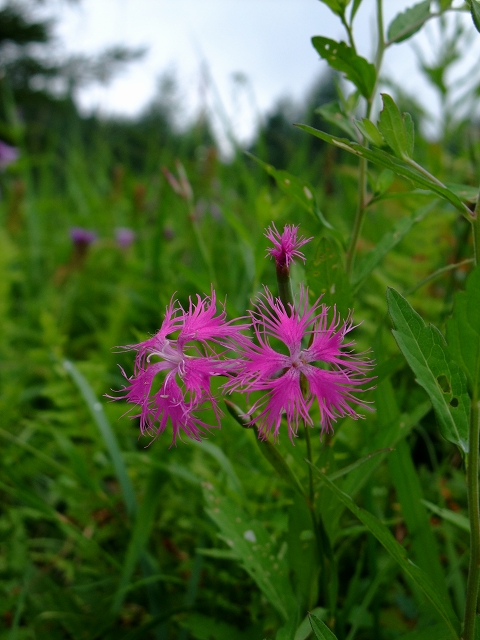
[265,223,313,268]
[226,287,373,441]
[110,291,245,445]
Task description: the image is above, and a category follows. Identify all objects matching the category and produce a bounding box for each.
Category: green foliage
[387,288,470,452]
[311,37,376,99]
[387,1,433,45]
[1,1,479,638]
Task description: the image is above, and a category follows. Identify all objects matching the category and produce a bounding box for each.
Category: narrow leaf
[387,288,470,452]
[309,465,460,637]
[309,613,339,640]
[311,36,376,99]
[378,94,414,159]
[387,1,432,44]
[295,124,466,213]
[63,359,137,517]
[422,500,470,533]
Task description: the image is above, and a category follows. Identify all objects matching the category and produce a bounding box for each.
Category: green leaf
[111,466,166,614]
[306,236,351,318]
[63,359,137,518]
[203,483,296,621]
[287,500,317,610]
[318,0,351,17]
[309,613,339,640]
[387,1,432,44]
[295,123,467,213]
[254,436,306,499]
[294,608,326,640]
[373,169,394,195]
[389,439,448,596]
[469,0,480,33]
[246,152,319,218]
[378,94,414,159]
[422,500,470,533]
[350,0,363,21]
[445,183,480,203]
[179,613,253,640]
[446,265,480,395]
[352,202,434,289]
[354,118,385,146]
[309,466,460,638]
[386,288,470,452]
[400,623,457,640]
[311,37,376,99]
[316,101,358,139]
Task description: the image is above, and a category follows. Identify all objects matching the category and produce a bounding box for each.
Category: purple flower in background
[226,287,373,442]
[110,291,246,445]
[0,140,19,169]
[70,227,97,245]
[115,227,136,248]
[265,223,313,269]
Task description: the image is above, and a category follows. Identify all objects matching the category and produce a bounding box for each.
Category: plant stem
[463,398,480,640]
[472,186,480,267]
[345,0,384,276]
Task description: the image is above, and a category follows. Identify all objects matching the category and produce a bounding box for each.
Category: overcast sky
[25,0,480,151]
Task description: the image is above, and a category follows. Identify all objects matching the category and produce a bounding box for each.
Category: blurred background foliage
[0,0,479,638]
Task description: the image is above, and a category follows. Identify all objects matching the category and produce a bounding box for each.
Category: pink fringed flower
[226,287,373,441]
[110,291,245,445]
[265,223,313,268]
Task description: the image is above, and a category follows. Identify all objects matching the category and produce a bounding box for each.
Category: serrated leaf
[387,1,432,44]
[387,288,470,452]
[469,0,480,33]
[446,265,480,394]
[378,94,415,159]
[352,202,434,289]
[295,124,467,213]
[309,613,339,640]
[306,236,351,317]
[311,37,376,99]
[309,465,461,638]
[316,101,358,139]
[203,483,296,621]
[354,118,385,146]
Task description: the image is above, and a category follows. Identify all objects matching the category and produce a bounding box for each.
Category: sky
[24,0,480,151]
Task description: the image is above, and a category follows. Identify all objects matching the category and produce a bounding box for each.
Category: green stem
[345,0,384,276]
[472,187,480,267]
[276,263,294,310]
[463,398,480,640]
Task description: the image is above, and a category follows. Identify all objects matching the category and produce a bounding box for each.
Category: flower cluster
[110,291,246,445]
[110,224,373,445]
